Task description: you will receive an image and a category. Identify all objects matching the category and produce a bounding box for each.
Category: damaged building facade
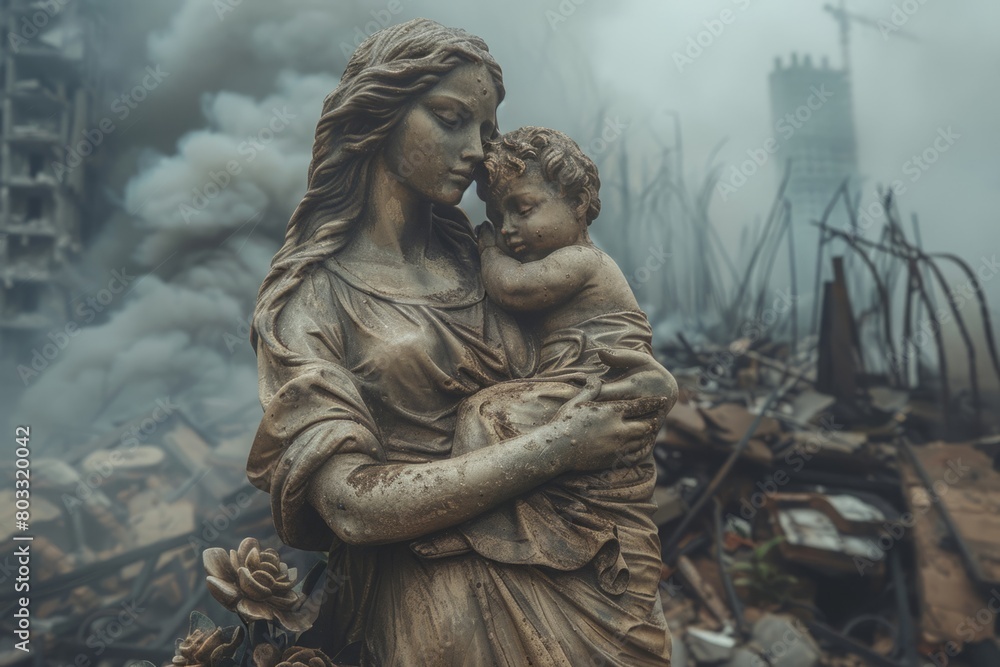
[768,52,861,305]
[0,0,103,358]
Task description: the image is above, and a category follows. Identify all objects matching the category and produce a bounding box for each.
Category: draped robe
[247,212,672,666]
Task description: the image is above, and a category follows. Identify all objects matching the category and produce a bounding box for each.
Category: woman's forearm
[306,421,571,546]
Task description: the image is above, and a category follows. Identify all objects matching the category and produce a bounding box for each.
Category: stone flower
[203,537,308,631]
[253,645,336,667]
[251,644,280,667]
[276,647,337,667]
[172,625,244,667]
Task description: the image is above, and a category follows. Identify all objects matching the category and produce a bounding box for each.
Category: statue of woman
[247,18,676,666]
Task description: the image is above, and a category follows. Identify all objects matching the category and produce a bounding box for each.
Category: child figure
[412,127,670,596]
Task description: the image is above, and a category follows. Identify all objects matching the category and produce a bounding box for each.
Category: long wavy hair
[251,19,504,360]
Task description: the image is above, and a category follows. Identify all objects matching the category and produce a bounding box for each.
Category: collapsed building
[0,406,278,666]
[0,0,104,358]
[0,4,996,665]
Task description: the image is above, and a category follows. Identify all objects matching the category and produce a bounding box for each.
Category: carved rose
[172,625,244,667]
[253,645,336,667]
[251,644,280,667]
[276,647,336,667]
[203,537,308,631]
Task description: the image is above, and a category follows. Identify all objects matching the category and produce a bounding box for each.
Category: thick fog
[3,0,998,449]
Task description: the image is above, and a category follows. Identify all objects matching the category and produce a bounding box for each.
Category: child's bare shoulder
[585,248,642,306]
[536,244,604,273]
[588,247,631,280]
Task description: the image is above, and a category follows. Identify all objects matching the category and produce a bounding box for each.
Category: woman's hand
[547,377,667,474]
[596,348,679,409]
[476,220,497,253]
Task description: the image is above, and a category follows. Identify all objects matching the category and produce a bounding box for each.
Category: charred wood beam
[883,202,981,432]
[786,199,799,353]
[713,498,748,640]
[931,251,1000,387]
[908,259,954,433]
[728,160,793,331]
[890,548,922,666]
[841,192,901,385]
[810,179,853,334]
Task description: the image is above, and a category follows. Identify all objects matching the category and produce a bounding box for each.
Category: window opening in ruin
[7,284,42,314]
[28,153,45,178]
[26,196,43,220]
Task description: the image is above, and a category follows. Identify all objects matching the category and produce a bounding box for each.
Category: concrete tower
[0,0,102,357]
[768,52,860,309]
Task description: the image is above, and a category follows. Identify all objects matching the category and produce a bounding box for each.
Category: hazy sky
[463,0,999,262]
[107,0,1000,263]
[7,0,999,442]
[599,1,1000,258]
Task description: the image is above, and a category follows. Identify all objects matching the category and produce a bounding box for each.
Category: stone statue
[247,18,677,666]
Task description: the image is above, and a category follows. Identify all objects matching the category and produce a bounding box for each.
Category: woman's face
[383,61,499,207]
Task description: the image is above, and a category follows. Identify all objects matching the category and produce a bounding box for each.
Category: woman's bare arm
[306,381,656,546]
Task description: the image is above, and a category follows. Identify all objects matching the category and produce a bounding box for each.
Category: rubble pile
[3,240,1000,666]
[0,409,318,667]
[651,326,1000,666]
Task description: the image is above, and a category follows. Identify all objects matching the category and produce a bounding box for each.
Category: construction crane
[823,0,921,75]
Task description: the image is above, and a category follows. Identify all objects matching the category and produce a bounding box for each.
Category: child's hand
[476,220,497,253]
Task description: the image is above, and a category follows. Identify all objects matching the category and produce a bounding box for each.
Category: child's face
[488,167,586,263]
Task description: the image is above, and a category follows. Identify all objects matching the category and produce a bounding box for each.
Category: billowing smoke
[13,0,355,447]
[8,0,1000,447]
[10,0,640,449]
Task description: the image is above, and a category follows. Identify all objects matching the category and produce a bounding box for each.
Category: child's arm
[480,244,598,311]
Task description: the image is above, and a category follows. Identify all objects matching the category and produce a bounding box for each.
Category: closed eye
[432,109,463,129]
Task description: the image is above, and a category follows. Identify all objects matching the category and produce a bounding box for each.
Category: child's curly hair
[476,126,602,225]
